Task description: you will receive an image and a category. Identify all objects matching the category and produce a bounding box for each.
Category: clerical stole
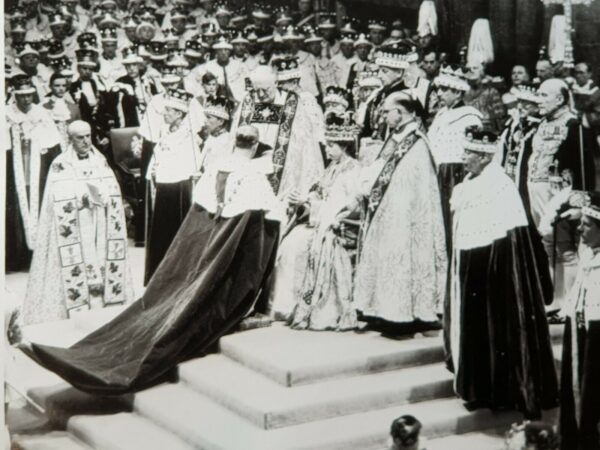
[358,130,420,257]
[238,91,299,194]
[10,124,42,250]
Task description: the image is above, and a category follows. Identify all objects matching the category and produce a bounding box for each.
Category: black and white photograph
[2,0,600,448]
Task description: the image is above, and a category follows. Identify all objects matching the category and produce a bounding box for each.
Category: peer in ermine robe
[449,126,558,419]
[197,96,233,172]
[428,65,482,253]
[137,73,206,249]
[22,121,134,325]
[560,201,600,450]
[144,89,201,285]
[360,43,432,141]
[6,76,62,272]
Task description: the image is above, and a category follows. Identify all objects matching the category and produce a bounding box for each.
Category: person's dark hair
[50,72,68,85]
[389,93,427,125]
[235,127,259,149]
[423,49,439,60]
[202,71,218,85]
[524,422,560,450]
[399,97,423,117]
[390,415,422,446]
[512,64,530,78]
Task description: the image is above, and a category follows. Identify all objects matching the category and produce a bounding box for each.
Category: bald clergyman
[22,120,135,326]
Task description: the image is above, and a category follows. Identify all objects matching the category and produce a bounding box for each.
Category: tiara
[166,51,189,68]
[204,97,231,120]
[375,44,418,70]
[324,86,350,108]
[160,66,181,84]
[464,128,498,154]
[510,84,540,104]
[368,20,387,30]
[100,28,118,41]
[164,88,193,112]
[434,65,470,92]
[272,57,301,81]
[357,70,383,88]
[324,113,360,142]
[354,33,372,47]
[184,40,203,57]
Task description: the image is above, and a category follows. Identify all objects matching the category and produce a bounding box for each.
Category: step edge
[220,340,445,387]
[179,363,455,429]
[133,386,526,450]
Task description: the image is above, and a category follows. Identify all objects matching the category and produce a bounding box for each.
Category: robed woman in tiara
[270,114,360,329]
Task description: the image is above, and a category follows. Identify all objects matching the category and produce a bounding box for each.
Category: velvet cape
[453,225,559,419]
[21,205,279,395]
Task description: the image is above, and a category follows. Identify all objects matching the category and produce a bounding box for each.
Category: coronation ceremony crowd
[4,0,600,448]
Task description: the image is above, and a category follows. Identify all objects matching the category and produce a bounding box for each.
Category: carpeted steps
[12,431,93,450]
[12,321,564,450]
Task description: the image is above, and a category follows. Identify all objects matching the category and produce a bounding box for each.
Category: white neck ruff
[451,162,528,250]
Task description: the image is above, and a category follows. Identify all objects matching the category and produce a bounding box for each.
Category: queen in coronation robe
[559,198,600,450]
[22,121,135,326]
[350,92,447,330]
[19,126,284,395]
[6,74,62,272]
[270,114,360,329]
[449,126,558,419]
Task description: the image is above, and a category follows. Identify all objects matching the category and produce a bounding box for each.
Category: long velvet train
[21,205,279,395]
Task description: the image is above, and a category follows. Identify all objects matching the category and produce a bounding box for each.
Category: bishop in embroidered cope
[349,93,447,329]
[22,121,134,325]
